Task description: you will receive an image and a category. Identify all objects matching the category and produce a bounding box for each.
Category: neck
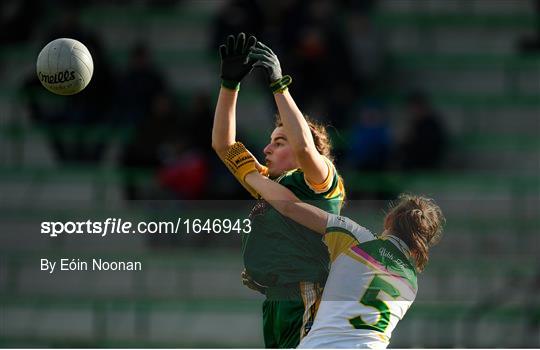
[381,229,391,238]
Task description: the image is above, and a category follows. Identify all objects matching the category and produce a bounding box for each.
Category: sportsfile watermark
[41,218,252,238]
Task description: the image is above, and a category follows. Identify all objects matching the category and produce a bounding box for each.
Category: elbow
[211,141,222,152]
[211,141,230,158]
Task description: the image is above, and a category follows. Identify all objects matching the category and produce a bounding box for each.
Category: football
[36,38,94,95]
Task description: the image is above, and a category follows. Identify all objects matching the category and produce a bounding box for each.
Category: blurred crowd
[4,0,455,201]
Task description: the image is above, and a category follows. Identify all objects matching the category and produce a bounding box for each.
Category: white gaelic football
[36,38,94,95]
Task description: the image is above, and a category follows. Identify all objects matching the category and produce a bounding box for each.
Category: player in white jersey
[221,149,444,348]
[297,214,419,348]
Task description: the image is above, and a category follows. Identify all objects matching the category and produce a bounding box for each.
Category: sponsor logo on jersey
[379,247,406,271]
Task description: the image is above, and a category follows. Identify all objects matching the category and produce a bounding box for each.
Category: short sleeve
[326,214,376,244]
[304,156,336,194]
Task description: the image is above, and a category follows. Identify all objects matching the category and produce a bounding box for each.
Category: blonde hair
[384,194,445,272]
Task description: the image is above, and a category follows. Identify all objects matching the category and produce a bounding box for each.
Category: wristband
[270,75,292,94]
[222,79,240,91]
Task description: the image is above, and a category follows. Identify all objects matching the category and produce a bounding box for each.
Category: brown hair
[275,114,334,162]
[384,194,445,272]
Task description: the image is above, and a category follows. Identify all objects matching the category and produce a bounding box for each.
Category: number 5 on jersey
[349,275,400,332]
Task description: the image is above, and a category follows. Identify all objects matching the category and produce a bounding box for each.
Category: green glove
[219,33,257,90]
[248,41,282,82]
[248,41,292,93]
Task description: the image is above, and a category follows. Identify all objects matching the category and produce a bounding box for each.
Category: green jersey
[243,158,345,287]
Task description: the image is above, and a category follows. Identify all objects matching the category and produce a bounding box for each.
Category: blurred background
[0,0,539,347]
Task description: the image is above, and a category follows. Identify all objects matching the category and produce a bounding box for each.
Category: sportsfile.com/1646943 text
[40,218,252,238]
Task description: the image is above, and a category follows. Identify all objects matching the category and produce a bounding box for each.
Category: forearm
[274,90,328,183]
[248,40,327,181]
[245,172,327,234]
[273,90,314,152]
[246,172,297,203]
[212,87,238,157]
[248,41,314,153]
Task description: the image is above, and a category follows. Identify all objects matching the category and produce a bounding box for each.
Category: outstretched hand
[219,33,257,89]
[248,41,283,83]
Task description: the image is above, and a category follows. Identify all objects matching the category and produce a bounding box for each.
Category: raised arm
[244,172,328,234]
[211,87,238,158]
[249,42,328,184]
[274,90,328,183]
[211,33,257,159]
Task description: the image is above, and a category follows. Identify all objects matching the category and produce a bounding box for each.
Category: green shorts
[262,282,323,348]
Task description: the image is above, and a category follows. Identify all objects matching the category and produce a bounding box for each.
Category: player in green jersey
[223,145,444,348]
[212,33,345,348]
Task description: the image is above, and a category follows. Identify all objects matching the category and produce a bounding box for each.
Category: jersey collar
[386,234,411,258]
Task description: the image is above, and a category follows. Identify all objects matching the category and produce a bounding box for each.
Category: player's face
[263,127,298,177]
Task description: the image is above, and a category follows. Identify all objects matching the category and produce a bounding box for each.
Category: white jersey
[299,214,418,349]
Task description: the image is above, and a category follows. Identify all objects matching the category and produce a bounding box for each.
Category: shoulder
[325,214,375,244]
[279,157,344,200]
[304,156,338,194]
[323,214,375,262]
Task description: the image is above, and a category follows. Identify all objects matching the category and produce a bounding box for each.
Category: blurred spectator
[157,151,209,200]
[344,100,395,199]
[0,0,43,46]
[143,0,180,7]
[211,0,359,125]
[345,101,391,172]
[120,91,183,200]
[344,10,387,94]
[211,0,263,50]
[396,92,448,171]
[255,0,297,47]
[158,92,213,199]
[283,0,354,117]
[518,0,540,52]
[21,4,114,164]
[183,92,214,158]
[340,0,376,13]
[120,91,212,201]
[113,43,166,125]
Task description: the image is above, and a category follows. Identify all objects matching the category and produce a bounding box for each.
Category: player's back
[299,215,418,349]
